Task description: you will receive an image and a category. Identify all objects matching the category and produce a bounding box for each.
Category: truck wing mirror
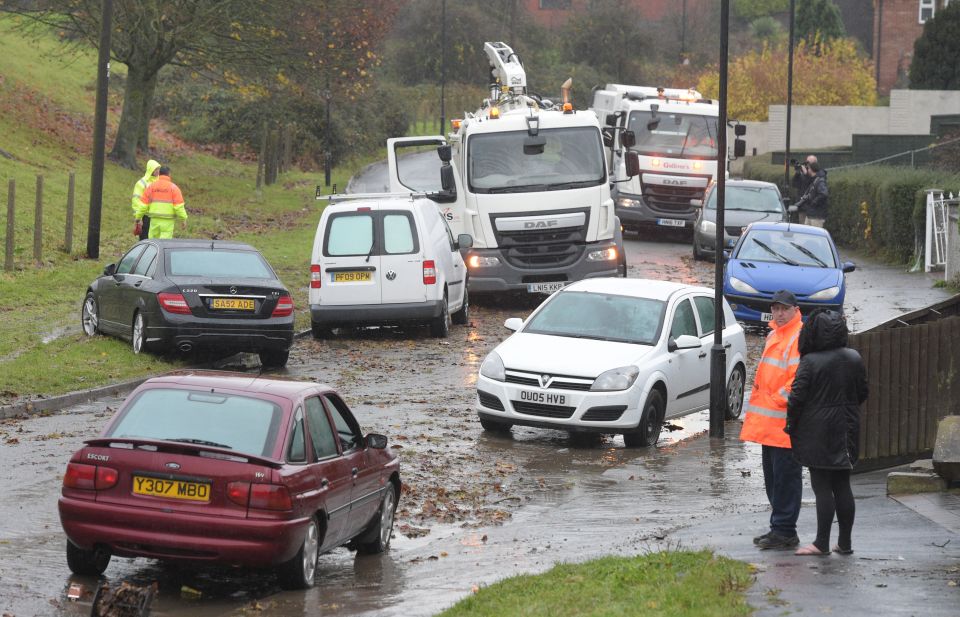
[734,124,747,136]
[733,138,746,158]
[437,144,452,162]
[625,151,641,178]
[605,113,618,127]
[440,165,454,192]
[523,135,546,155]
[620,130,636,149]
[602,127,614,149]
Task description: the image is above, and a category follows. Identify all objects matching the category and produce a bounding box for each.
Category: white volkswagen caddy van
[309,197,472,338]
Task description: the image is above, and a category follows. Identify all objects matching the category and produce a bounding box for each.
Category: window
[325,214,374,257]
[324,394,364,452]
[166,250,275,278]
[693,296,719,336]
[670,299,698,339]
[288,407,307,463]
[305,397,339,459]
[132,244,158,277]
[116,244,147,275]
[383,213,417,255]
[522,291,665,345]
[919,0,935,22]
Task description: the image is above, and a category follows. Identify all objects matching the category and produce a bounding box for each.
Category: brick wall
[873,0,946,96]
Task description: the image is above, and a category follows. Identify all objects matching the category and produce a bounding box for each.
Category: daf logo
[524,220,559,229]
[386,271,397,281]
[538,374,553,388]
[165,462,180,470]
[229,286,238,295]
[663,178,686,186]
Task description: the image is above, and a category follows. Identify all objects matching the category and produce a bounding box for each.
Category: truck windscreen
[626,110,719,159]
[468,127,605,194]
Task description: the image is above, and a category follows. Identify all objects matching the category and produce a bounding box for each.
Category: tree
[733,0,789,21]
[696,38,876,121]
[796,0,846,46]
[909,2,960,90]
[557,0,646,84]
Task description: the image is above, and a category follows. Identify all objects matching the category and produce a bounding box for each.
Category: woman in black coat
[786,309,868,556]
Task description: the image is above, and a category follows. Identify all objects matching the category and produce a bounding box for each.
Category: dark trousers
[139,215,151,240]
[761,445,803,537]
[808,468,855,552]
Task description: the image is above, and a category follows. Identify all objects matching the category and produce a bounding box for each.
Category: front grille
[639,175,711,213]
[478,390,505,411]
[505,370,594,391]
[511,400,576,419]
[581,406,627,421]
[490,208,589,270]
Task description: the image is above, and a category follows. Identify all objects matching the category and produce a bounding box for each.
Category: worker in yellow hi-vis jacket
[134,166,188,239]
[131,159,161,239]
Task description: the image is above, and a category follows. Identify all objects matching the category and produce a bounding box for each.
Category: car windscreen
[627,110,719,159]
[166,249,276,279]
[736,230,837,268]
[468,127,605,193]
[522,291,665,345]
[707,186,783,212]
[107,388,283,458]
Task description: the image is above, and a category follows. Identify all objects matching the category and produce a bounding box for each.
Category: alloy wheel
[726,366,745,420]
[379,488,396,550]
[301,519,319,584]
[132,313,145,354]
[82,296,98,336]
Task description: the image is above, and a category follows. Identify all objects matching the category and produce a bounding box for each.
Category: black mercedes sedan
[81,240,295,367]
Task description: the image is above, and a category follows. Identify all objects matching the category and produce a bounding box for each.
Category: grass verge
[436,550,753,617]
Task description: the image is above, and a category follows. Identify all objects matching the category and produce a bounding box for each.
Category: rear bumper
[465,243,619,293]
[146,313,294,352]
[59,496,306,566]
[311,300,443,327]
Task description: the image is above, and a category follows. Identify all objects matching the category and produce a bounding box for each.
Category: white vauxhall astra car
[476,278,748,446]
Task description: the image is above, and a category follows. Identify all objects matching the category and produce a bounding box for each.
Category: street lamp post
[709,0,730,439]
[783,0,796,192]
[439,0,446,134]
[324,81,332,188]
[86,0,112,259]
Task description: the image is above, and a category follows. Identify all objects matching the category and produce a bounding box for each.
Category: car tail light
[423,260,437,285]
[310,264,321,289]
[271,295,294,317]
[249,483,292,511]
[158,292,191,314]
[226,481,251,506]
[64,463,118,490]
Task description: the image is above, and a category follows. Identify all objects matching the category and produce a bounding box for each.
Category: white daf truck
[378,42,640,295]
[591,85,720,233]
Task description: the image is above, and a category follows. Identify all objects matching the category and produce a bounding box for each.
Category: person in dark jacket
[794,161,828,227]
[791,155,818,196]
[786,309,868,556]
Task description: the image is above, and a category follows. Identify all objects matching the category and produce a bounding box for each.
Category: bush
[742,158,960,262]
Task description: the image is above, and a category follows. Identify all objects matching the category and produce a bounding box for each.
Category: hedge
[742,158,960,263]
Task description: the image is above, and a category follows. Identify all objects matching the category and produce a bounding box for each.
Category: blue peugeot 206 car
[722,222,856,325]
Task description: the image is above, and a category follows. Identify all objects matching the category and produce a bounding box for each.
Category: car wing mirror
[366,433,388,449]
[504,317,523,332]
[103,263,116,276]
[669,334,701,352]
[722,249,731,263]
[842,261,856,273]
[456,233,473,250]
[787,205,798,214]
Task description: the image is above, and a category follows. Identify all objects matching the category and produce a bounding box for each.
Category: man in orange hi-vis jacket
[741,289,804,550]
[134,165,188,239]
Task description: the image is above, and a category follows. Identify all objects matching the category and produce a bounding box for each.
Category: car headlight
[700,220,716,234]
[729,277,759,294]
[467,255,500,268]
[808,285,840,301]
[590,366,640,392]
[480,351,505,381]
[616,196,641,208]
[587,247,618,261]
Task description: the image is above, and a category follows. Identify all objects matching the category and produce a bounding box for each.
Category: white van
[309,197,472,338]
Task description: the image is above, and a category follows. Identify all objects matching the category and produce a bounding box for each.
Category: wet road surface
[0,227,953,616]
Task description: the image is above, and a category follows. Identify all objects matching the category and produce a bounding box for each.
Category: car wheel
[725,363,746,420]
[430,294,450,338]
[131,312,147,354]
[479,417,513,432]
[357,485,398,554]
[618,254,628,277]
[81,292,100,336]
[692,240,705,261]
[311,321,333,340]
[66,540,110,576]
[259,349,290,369]
[451,284,469,325]
[624,389,664,447]
[277,516,320,590]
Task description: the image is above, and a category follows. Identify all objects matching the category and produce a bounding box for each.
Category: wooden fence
[3,173,76,270]
[849,295,960,469]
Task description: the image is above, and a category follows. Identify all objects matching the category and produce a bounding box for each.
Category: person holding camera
[794,160,828,228]
[791,155,818,196]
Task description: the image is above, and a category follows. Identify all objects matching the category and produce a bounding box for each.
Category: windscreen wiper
[487,184,549,194]
[166,438,233,449]
[547,180,599,190]
[364,242,375,263]
[789,242,828,268]
[751,238,799,266]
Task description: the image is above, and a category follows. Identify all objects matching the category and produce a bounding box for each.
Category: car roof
[143,370,333,398]
[323,197,429,214]
[747,221,831,237]
[148,239,259,251]
[562,277,714,300]
[718,179,780,190]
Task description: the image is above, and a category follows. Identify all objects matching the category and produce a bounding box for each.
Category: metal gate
[925,190,954,272]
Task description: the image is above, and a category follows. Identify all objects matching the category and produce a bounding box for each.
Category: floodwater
[0,224,953,616]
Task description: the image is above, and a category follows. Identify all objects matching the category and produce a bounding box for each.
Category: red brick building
[521,0,709,30]
[873,0,952,95]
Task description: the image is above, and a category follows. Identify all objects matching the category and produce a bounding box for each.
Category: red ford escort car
[58,371,400,589]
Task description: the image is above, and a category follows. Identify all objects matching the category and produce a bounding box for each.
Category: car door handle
[134,280,143,287]
[320,478,329,488]
[698,352,707,358]
[724,343,732,349]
